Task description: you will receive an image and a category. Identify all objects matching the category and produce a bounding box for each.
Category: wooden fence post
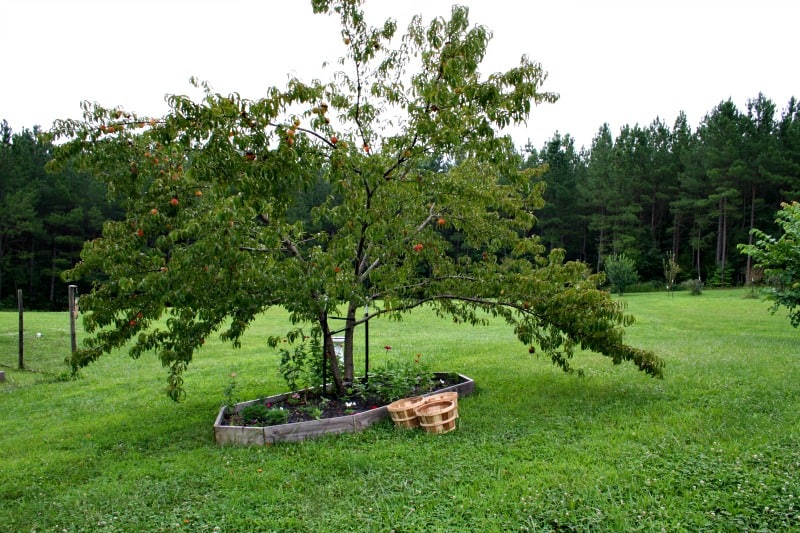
[68,285,78,353]
[17,289,24,369]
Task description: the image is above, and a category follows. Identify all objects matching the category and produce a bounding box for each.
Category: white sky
[1,0,798,151]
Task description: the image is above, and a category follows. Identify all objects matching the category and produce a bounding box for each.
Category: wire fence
[1,288,79,377]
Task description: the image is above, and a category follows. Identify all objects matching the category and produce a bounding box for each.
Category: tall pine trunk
[49,240,57,303]
[745,184,756,285]
[671,213,681,259]
[695,225,702,279]
[715,196,728,286]
[0,237,4,302]
[716,197,724,266]
[596,227,604,273]
[28,240,35,296]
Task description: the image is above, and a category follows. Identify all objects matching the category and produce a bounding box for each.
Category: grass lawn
[1,289,799,531]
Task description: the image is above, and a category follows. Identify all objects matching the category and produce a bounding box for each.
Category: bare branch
[415,203,437,233]
[358,257,381,283]
[282,238,304,260]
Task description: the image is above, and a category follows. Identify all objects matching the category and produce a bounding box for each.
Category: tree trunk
[650,186,658,239]
[343,301,358,382]
[28,239,35,295]
[49,239,57,303]
[696,224,702,279]
[716,197,724,266]
[580,227,587,263]
[319,313,345,395]
[596,227,604,273]
[719,197,728,286]
[0,237,4,302]
[671,213,681,258]
[745,183,756,285]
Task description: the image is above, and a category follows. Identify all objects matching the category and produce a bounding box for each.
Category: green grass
[1,289,799,531]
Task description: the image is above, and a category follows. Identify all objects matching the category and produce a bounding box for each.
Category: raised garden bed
[214,372,474,445]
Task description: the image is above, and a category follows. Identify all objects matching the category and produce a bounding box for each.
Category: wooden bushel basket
[415,399,458,434]
[387,396,425,429]
[421,391,459,418]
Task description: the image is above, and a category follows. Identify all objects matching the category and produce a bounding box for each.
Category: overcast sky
[1,0,798,151]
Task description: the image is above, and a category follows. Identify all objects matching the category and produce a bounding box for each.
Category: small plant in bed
[223,351,465,427]
[238,404,289,426]
[347,348,435,404]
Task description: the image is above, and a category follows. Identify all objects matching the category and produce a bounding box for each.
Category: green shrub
[739,201,800,327]
[683,278,704,295]
[664,251,681,292]
[239,403,288,426]
[221,372,239,415]
[707,264,733,288]
[275,333,324,393]
[353,352,433,404]
[603,253,639,295]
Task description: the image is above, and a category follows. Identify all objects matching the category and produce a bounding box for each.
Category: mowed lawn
[1,289,798,531]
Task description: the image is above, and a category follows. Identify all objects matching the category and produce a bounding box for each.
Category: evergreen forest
[2,92,799,310]
[0,121,121,309]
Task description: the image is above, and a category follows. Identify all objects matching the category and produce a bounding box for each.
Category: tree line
[525,93,800,287]
[0,120,121,309]
[2,92,799,309]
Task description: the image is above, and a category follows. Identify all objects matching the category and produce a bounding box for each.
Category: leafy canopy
[49,0,662,400]
[739,201,800,327]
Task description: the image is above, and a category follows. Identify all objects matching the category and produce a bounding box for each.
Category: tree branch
[415,203,437,233]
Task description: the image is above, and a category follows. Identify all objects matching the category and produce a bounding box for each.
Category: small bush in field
[604,254,639,295]
[683,278,704,295]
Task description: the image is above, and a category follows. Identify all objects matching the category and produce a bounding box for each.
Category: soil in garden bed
[224,372,466,427]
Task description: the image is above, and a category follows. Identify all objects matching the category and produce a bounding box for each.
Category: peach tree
[49,0,662,400]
